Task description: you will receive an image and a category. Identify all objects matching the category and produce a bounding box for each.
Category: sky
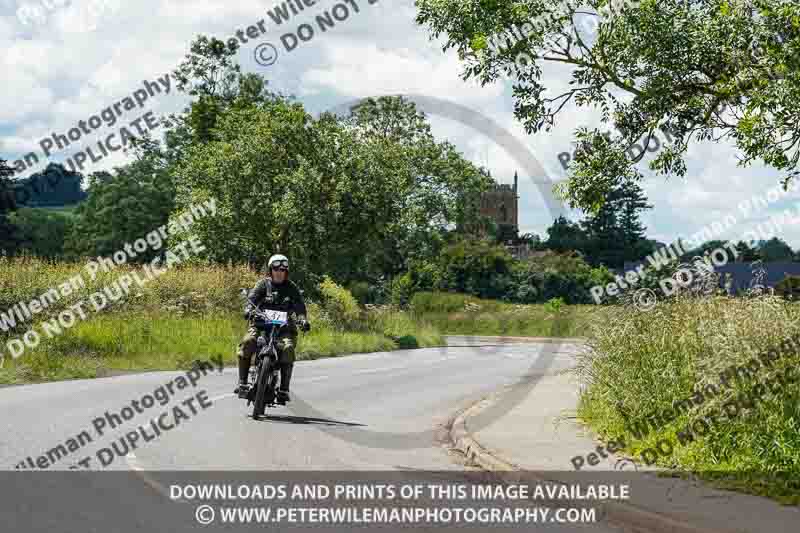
[1,0,798,248]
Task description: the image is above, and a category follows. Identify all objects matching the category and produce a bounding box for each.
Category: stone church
[479,171,519,237]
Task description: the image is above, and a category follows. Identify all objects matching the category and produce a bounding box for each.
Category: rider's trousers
[238,326,297,390]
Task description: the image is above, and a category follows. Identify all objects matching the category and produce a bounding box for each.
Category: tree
[545,216,588,253]
[416,1,800,211]
[10,208,75,258]
[758,237,794,262]
[437,239,514,300]
[735,240,761,262]
[0,158,18,255]
[681,240,731,261]
[64,161,175,261]
[171,92,490,288]
[545,181,653,267]
[616,181,655,261]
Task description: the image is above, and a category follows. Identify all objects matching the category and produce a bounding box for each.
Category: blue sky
[2,0,797,247]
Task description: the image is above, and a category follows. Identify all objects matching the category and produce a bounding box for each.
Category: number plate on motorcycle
[264,310,288,325]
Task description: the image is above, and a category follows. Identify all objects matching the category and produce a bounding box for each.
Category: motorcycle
[241,308,292,418]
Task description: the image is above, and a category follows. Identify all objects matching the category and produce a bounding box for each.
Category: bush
[438,239,513,300]
[9,208,75,258]
[409,292,474,314]
[390,272,414,307]
[510,251,615,304]
[318,276,361,329]
[774,275,800,301]
[544,297,565,314]
[346,281,372,305]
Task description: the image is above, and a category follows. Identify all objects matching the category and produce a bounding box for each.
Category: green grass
[0,259,446,385]
[0,310,445,385]
[37,205,78,216]
[410,292,599,338]
[574,295,800,504]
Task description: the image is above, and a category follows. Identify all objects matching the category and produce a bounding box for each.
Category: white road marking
[210,392,235,402]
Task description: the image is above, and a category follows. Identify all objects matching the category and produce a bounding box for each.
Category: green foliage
[390,272,415,307]
[0,260,444,384]
[543,297,565,314]
[318,276,362,329]
[511,251,616,304]
[735,240,761,262]
[415,0,800,211]
[10,163,86,208]
[545,216,586,253]
[0,158,18,255]
[437,239,514,299]
[170,93,489,287]
[64,161,175,261]
[413,292,601,338]
[758,237,795,262]
[346,281,372,305]
[575,296,800,502]
[774,275,800,300]
[9,208,75,258]
[544,181,654,268]
[409,291,476,314]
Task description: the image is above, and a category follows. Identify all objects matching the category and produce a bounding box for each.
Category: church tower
[478,171,519,236]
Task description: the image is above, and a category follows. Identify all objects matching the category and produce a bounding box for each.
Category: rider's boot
[277,363,293,404]
[234,357,250,396]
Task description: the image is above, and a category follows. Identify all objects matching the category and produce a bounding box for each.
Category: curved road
[0,338,625,532]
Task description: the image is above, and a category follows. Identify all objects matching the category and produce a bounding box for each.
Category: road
[0,337,627,532]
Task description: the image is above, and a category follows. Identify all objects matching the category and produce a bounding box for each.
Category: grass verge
[573,295,800,504]
[0,310,444,385]
[409,292,600,337]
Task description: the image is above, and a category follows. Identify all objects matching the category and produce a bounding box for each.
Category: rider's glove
[297,317,311,332]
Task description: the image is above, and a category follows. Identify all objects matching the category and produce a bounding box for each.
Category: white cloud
[1,0,795,247]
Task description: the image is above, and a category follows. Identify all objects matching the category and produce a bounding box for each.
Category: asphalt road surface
[0,337,627,533]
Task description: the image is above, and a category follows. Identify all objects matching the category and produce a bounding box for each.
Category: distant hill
[10,163,86,208]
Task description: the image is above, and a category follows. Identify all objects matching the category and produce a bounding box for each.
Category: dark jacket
[244,277,307,331]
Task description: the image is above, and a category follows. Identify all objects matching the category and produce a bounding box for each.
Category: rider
[235,254,311,404]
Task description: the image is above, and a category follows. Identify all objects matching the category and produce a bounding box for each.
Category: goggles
[270,260,289,269]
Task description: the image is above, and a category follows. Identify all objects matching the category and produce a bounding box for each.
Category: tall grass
[0,258,444,384]
[574,295,800,503]
[409,291,599,338]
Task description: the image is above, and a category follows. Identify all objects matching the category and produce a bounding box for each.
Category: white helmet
[268,254,289,270]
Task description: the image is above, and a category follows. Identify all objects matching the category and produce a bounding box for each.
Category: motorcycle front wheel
[252,358,271,419]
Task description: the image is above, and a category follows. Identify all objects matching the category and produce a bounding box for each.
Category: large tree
[545,180,653,266]
[545,215,588,252]
[172,94,491,287]
[416,0,800,211]
[758,236,795,261]
[64,160,175,261]
[0,158,18,255]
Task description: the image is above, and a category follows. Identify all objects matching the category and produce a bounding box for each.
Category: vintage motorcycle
[240,308,293,419]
